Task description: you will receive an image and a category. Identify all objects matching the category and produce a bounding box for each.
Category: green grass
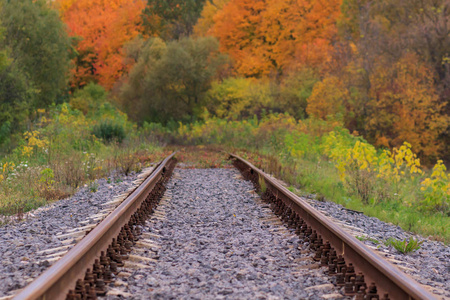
[384,237,423,254]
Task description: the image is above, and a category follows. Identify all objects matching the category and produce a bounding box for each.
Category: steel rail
[230,153,435,300]
[14,152,176,300]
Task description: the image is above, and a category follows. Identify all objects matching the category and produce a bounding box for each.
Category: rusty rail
[14,152,177,300]
[230,153,435,300]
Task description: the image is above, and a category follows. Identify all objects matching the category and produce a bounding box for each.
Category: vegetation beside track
[0,84,168,217]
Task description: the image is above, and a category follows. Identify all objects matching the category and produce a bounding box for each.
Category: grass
[384,237,423,254]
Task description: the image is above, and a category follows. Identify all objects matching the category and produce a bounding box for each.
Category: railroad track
[12,152,435,300]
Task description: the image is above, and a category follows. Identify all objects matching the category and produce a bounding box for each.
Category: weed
[89,181,99,193]
[384,237,423,254]
[356,235,380,244]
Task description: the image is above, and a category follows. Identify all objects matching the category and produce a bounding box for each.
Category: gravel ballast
[105,168,343,299]
[0,171,145,298]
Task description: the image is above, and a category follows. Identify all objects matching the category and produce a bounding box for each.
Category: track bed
[104,168,342,299]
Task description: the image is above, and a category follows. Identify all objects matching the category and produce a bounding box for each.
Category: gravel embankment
[305,195,450,298]
[105,168,343,299]
[0,171,147,298]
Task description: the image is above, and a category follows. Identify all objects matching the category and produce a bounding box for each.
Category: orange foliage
[193,0,230,37]
[367,54,448,159]
[55,0,146,90]
[306,76,349,122]
[208,0,341,77]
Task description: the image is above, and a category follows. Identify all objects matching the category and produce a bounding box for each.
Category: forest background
[0,0,449,242]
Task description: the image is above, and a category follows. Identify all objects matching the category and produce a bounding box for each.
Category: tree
[0,0,71,108]
[142,0,206,40]
[0,26,30,146]
[366,54,448,159]
[119,36,228,123]
[306,76,350,124]
[193,0,230,37]
[277,68,319,119]
[210,0,341,77]
[337,0,449,159]
[56,0,146,90]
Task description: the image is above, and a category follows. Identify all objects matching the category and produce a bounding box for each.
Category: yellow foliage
[21,131,48,158]
[420,160,450,211]
[0,162,15,183]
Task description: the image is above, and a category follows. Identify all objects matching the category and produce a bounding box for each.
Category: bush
[70,83,108,115]
[92,121,126,144]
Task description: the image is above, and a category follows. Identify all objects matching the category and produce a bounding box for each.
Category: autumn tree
[336,0,449,158]
[55,0,146,90]
[193,0,229,37]
[120,36,228,123]
[142,0,206,40]
[306,76,351,125]
[208,0,341,77]
[366,54,448,159]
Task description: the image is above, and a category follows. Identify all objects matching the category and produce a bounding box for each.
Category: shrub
[92,121,126,144]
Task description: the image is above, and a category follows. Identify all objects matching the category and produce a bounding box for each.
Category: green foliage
[92,121,126,144]
[0,20,30,145]
[73,82,108,102]
[39,168,55,186]
[0,0,71,150]
[0,0,72,108]
[384,237,423,254]
[0,121,11,145]
[120,36,228,123]
[143,0,206,39]
[70,83,108,115]
[277,69,319,119]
